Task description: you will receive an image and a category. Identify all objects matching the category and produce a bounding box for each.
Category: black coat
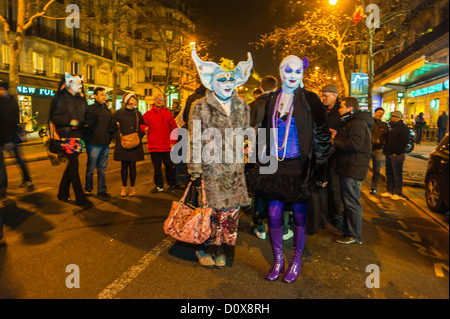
[326,98,342,131]
[111,108,145,162]
[85,101,112,146]
[0,94,19,146]
[249,92,270,128]
[384,120,410,155]
[261,87,333,186]
[50,89,88,139]
[371,119,389,151]
[182,86,206,130]
[334,111,373,181]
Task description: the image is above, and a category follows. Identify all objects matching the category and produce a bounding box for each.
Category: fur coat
[188,90,251,210]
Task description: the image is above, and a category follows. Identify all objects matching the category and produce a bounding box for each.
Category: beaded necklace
[272,91,294,162]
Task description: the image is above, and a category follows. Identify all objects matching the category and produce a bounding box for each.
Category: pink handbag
[163,181,213,244]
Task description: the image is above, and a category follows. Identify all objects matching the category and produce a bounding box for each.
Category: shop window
[32,52,46,76]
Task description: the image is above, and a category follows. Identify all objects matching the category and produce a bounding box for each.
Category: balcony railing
[25,25,132,66]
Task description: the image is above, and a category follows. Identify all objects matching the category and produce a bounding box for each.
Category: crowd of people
[0,46,439,283]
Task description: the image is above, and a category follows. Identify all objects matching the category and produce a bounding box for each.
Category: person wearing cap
[381,110,410,200]
[111,92,145,197]
[142,94,178,194]
[321,84,343,232]
[369,107,389,195]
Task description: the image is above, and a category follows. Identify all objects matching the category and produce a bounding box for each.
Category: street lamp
[329,0,337,5]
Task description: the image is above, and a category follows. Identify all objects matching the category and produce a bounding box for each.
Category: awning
[374,57,449,94]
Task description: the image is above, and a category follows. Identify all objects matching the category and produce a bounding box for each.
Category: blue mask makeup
[192,45,253,101]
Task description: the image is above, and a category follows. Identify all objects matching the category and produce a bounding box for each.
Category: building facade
[0,0,198,126]
[373,0,449,132]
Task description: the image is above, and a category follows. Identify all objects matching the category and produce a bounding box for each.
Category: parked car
[405,128,416,153]
[425,134,449,213]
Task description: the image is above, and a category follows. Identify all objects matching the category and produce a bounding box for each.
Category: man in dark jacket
[321,84,343,231]
[370,107,389,194]
[332,97,373,244]
[0,81,19,198]
[437,111,448,143]
[84,87,112,198]
[381,110,410,200]
[181,82,206,131]
[414,112,426,144]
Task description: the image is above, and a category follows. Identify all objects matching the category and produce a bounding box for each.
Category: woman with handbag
[49,73,92,209]
[187,45,253,269]
[111,93,145,197]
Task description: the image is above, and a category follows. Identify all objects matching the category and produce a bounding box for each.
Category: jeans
[339,175,363,242]
[416,128,423,144]
[85,144,109,193]
[326,160,342,223]
[370,149,383,190]
[150,151,175,188]
[12,144,32,183]
[385,153,405,196]
[438,129,446,143]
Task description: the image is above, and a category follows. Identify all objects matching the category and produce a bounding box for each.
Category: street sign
[350,72,369,109]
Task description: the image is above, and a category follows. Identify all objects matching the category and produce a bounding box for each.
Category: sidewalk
[373,141,449,229]
[377,141,437,189]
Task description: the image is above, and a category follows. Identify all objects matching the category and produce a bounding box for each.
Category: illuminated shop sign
[17,85,55,96]
[409,81,448,98]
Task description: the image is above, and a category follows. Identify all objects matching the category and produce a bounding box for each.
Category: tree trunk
[337,51,350,96]
[367,29,374,112]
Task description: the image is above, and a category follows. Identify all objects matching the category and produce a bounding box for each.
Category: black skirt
[246,157,310,204]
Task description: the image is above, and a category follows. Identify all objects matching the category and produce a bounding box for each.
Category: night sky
[188,0,282,79]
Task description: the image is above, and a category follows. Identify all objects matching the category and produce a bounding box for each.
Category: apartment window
[145,88,152,96]
[144,68,152,82]
[71,61,81,75]
[145,51,152,61]
[33,52,46,76]
[52,56,64,78]
[86,65,95,83]
[1,45,9,68]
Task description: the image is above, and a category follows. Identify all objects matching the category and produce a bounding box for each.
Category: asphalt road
[0,150,448,305]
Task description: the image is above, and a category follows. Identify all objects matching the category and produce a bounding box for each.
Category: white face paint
[280,62,303,91]
[65,73,84,93]
[212,71,236,101]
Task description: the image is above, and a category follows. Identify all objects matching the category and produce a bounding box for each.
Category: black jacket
[50,89,88,139]
[334,111,373,180]
[182,86,206,129]
[85,100,112,146]
[0,93,19,146]
[260,87,333,184]
[384,120,410,156]
[326,98,342,131]
[249,92,270,128]
[371,119,389,151]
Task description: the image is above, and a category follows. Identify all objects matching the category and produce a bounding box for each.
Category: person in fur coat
[187,45,253,269]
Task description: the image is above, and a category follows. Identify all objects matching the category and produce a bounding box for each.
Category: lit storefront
[405,78,449,125]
